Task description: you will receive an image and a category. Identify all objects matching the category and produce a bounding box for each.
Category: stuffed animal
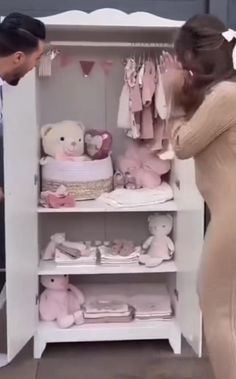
[40,120,90,162]
[42,233,89,261]
[85,129,112,160]
[42,233,65,260]
[117,141,170,189]
[39,275,85,328]
[139,214,175,267]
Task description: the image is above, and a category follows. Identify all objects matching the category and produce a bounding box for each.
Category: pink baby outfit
[141,60,156,139]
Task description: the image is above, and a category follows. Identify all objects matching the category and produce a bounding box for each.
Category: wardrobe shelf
[35,318,181,356]
[37,199,178,213]
[38,260,177,275]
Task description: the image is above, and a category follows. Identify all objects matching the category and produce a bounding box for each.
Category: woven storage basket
[41,156,113,200]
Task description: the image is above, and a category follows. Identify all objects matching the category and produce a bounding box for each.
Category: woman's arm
[171,81,236,159]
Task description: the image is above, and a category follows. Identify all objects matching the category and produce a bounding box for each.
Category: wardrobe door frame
[3,70,38,363]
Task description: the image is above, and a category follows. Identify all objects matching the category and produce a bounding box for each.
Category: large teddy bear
[139,213,175,267]
[40,120,90,163]
[117,141,170,189]
[39,275,85,328]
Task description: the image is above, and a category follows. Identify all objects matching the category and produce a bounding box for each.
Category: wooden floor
[0,306,214,379]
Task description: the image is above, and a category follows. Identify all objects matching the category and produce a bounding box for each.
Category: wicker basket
[41,156,113,201]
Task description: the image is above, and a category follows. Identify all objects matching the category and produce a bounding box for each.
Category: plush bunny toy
[39,275,85,328]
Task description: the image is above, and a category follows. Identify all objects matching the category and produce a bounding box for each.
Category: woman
[164,14,236,379]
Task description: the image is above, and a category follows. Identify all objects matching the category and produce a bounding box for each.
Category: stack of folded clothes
[83,298,134,323]
[55,241,97,266]
[98,240,141,266]
[130,284,173,321]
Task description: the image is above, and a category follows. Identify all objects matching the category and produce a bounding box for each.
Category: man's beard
[7,77,20,86]
[4,70,23,86]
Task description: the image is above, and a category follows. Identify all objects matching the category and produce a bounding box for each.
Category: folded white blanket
[55,248,97,266]
[85,299,129,314]
[130,286,172,316]
[98,182,173,208]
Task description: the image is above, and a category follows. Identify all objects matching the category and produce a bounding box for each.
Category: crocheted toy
[139,213,175,267]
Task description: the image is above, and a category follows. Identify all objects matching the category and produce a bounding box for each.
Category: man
[0,12,46,86]
[0,12,46,202]
[0,13,46,311]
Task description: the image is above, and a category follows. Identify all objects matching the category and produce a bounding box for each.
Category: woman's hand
[160,52,186,97]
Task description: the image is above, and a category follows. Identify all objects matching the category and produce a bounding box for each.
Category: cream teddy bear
[139,213,175,267]
[40,120,90,164]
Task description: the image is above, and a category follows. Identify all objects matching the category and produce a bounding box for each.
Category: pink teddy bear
[39,275,85,328]
[117,141,171,189]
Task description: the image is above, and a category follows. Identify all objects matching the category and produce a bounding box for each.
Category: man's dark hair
[0,12,46,57]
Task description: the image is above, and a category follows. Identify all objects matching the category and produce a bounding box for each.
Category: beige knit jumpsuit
[171,81,236,379]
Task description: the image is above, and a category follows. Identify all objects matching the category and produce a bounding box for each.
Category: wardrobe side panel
[173,158,202,210]
[3,72,38,361]
[174,208,204,356]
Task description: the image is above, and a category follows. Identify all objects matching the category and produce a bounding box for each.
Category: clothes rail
[50,41,173,48]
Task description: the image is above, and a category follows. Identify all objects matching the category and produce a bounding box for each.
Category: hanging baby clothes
[117,58,142,139]
[117,61,131,130]
[149,118,166,152]
[155,65,169,120]
[154,64,175,160]
[140,60,156,139]
[138,61,145,87]
[127,58,142,139]
[128,77,143,139]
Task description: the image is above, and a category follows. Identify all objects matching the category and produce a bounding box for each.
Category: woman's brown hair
[174,14,236,113]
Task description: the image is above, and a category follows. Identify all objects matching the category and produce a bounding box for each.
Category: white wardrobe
[2,9,204,363]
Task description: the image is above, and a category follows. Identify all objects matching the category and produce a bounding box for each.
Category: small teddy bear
[39,275,85,328]
[40,120,90,164]
[139,213,175,267]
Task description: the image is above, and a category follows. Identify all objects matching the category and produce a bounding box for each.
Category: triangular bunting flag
[79,61,95,77]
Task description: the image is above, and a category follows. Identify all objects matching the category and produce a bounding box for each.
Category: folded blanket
[84,315,133,323]
[55,248,97,265]
[98,182,173,208]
